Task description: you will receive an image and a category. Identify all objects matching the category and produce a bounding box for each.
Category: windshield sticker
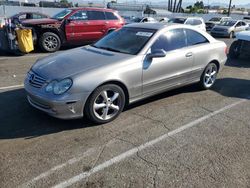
[136,32,153,37]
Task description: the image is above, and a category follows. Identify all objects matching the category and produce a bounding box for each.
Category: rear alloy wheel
[200,63,218,90]
[85,84,125,124]
[39,32,61,52]
[229,40,241,59]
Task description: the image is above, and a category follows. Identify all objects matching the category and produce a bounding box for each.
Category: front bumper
[24,78,91,119]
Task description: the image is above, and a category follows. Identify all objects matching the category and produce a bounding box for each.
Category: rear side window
[105,12,118,20]
[151,29,187,52]
[88,11,105,20]
[185,29,208,46]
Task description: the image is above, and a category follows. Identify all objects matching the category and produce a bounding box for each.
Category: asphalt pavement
[0,38,249,188]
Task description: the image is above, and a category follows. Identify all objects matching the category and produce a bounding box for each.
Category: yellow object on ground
[16,29,34,53]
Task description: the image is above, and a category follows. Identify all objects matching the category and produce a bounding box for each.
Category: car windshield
[168,18,186,24]
[132,17,142,22]
[219,20,237,26]
[52,9,72,20]
[209,17,221,21]
[92,27,156,55]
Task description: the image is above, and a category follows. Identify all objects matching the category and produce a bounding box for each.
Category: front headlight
[45,78,72,95]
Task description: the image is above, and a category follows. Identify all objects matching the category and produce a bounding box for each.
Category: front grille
[27,71,46,88]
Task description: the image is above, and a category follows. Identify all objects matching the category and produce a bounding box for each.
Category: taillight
[225,47,228,54]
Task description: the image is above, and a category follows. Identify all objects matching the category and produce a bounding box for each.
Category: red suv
[22,8,125,52]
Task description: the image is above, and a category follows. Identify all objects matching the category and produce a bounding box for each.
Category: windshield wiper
[91,45,123,53]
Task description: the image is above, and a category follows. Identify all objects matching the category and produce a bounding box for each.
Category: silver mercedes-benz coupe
[24,23,227,124]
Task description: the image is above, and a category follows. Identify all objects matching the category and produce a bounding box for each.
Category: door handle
[186,52,193,57]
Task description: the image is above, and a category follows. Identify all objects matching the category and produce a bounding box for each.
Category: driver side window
[69,10,88,20]
[151,29,187,53]
[236,22,241,27]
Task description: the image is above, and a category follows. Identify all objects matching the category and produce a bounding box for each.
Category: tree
[60,0,68,3]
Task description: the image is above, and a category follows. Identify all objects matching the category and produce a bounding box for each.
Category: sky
[183,0,248,5]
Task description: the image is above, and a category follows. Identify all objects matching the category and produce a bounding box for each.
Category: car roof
[69,7,115,12]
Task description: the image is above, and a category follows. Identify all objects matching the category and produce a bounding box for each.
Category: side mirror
[147,49,166,59]
[65,19,72,24]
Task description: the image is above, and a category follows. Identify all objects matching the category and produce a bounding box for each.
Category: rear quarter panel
[191,41,227,79]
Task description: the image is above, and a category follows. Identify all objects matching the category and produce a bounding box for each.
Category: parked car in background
[168,17,206,31]
[10,12,49,24]
[159,17,169,23]
[24,23,227,123]
[139,17,157,23]
[243,16,250,24]
[211,20,248,38]
[205,17,232,31]
[229,30,250,59]
[22,8,125,52]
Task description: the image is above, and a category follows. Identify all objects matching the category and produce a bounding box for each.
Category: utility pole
[228,0,232,16]
[173,0,177,12]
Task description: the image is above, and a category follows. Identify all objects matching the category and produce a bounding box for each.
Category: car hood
[32,46,133,80]
[236,31,250,41]
[22,18,59,25]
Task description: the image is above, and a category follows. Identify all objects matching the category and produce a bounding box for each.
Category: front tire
[229,40,241,59]
[39,32,61,52]
[85,84,125,124]
[199,63,218,90]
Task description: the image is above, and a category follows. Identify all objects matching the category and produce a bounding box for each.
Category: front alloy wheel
[85,84,125,124]
[39,32,61,52]
[200,63,218,89]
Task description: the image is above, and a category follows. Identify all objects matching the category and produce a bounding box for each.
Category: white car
[243,16,250,25]
[229,30,250,59]
[168,17,206,31]
[140,17,157,23]
[159,17,169,23]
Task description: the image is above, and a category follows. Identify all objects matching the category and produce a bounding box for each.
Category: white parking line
[0,54,47,61]
[20,148,97,188]
[52,99,246,188]
[0,84,24,90]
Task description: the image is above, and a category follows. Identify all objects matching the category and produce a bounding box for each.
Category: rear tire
[39,32,61,52]
[199,63,218,90]
[229,40,241,59]
[85,84,125,124]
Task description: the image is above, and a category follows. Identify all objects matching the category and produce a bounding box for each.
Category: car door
[241,21,248,31]
[184,28,211,80]
[104,11,121,33]
[65,10,89,42]
[86,10,106,41]
[142,29,194,95]
[234,21,244,33]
